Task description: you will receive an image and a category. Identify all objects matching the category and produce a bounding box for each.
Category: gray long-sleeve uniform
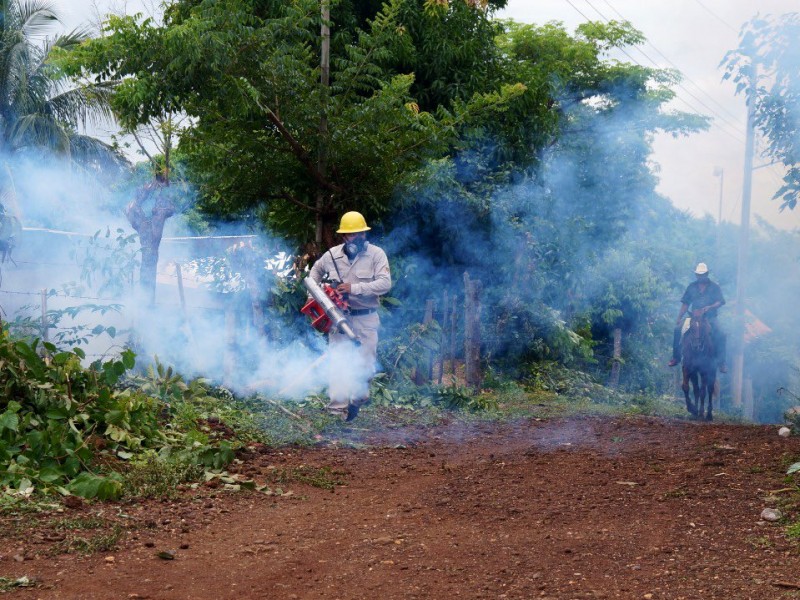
[309,242,391,407]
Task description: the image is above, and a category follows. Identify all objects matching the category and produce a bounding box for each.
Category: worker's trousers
[327,311,379,408]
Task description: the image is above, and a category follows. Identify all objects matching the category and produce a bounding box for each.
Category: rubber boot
[345,404,360,422]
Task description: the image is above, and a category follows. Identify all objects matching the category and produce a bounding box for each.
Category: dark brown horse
[681,309,717,420]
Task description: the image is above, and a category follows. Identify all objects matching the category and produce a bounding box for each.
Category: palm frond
[0,0,122,177]
[7,111,70,153]
[16,0,60,38]
[68,132,129,171]
[52,26,92,48]
[46,82,117,129]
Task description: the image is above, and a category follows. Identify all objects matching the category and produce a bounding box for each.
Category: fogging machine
[301,277,360,344]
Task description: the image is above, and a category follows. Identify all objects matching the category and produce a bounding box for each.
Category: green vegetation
[723,12,800,211]
[263,466,346,492]
[0,335,254,501]
[0,576,36,592]
[49,523,123,555]
[121,453,205,500]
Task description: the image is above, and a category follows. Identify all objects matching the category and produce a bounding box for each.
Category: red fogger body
[301,277,360,344]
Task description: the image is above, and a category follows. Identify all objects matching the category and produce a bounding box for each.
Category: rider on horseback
[668,262,728,373]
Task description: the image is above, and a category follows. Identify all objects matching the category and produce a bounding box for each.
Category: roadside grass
[53,516,111,530]
[122,454,205,500]
[255,371,741,445]
[0,576,36,592]
[263,466,346,491]
[48,524,123,556]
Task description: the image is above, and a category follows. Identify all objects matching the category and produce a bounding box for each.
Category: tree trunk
[125,182,175,307]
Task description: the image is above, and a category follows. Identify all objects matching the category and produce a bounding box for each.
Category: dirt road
[3,415,800,599]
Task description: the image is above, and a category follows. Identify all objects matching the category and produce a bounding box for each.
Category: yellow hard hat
[336,211,371,234]
[695,262,709,275]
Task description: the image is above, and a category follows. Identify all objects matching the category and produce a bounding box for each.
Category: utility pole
[315,0,330,247]
[732,67,757,413]
[713,166,724,253]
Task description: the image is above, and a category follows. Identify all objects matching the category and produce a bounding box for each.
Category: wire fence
[1,232,488,384]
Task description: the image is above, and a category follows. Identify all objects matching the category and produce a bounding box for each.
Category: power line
[693,0,739,34]
[562,0,746,146]
[600,0,745,126]
[579,0,746,144]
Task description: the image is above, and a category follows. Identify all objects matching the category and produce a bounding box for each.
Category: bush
[0,335,247,501]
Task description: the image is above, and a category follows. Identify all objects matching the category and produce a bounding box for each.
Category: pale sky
[61,0,800,230]
[496,0,800,231]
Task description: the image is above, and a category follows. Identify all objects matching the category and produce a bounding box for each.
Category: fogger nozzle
[302,277,360,345]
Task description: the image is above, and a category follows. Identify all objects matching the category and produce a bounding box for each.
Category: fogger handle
[302,277,360,345]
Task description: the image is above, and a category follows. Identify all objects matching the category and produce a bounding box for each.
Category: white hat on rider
[694,262,709,275]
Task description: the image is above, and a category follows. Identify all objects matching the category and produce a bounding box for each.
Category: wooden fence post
[438,291,448,385]
[414,299,435,385]
[424,299,435,381]
[175,263,196,346]
[743,377,754,421]
[464,272,482,391]
[175,263,188,316]
[224,306,236,384]
[449,295,457,380]
[609,327,622,388]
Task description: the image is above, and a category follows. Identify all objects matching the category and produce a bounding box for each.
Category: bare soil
[4,414,800,599]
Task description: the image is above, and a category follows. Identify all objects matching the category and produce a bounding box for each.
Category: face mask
[345,237,366,257]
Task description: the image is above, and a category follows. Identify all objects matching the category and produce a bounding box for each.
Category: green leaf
[52,353,71,366]
[25,430,44,450]
[0,411,19,432]
[46,408,69,420]
[121,350,136,370]
[67,472,123,500]
[39,466,66,483]
[105,409,126,426]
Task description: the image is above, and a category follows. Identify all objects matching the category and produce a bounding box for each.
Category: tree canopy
[66,0,526,246]
[722,12,800,211]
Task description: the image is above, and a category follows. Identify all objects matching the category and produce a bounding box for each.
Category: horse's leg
[699,375,707,420]
[682,366,696,416]
[705,370,716,421]
[690,372,701,418]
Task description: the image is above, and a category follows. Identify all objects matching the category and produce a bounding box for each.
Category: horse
[681,309,717,421]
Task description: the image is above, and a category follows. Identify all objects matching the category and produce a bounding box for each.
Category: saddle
[683,310,714,354]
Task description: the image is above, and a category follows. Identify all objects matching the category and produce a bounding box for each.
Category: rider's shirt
[681,280,725,318]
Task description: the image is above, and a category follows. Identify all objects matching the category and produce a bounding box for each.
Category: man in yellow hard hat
[309,211,392,420]
[668,262,727,372]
